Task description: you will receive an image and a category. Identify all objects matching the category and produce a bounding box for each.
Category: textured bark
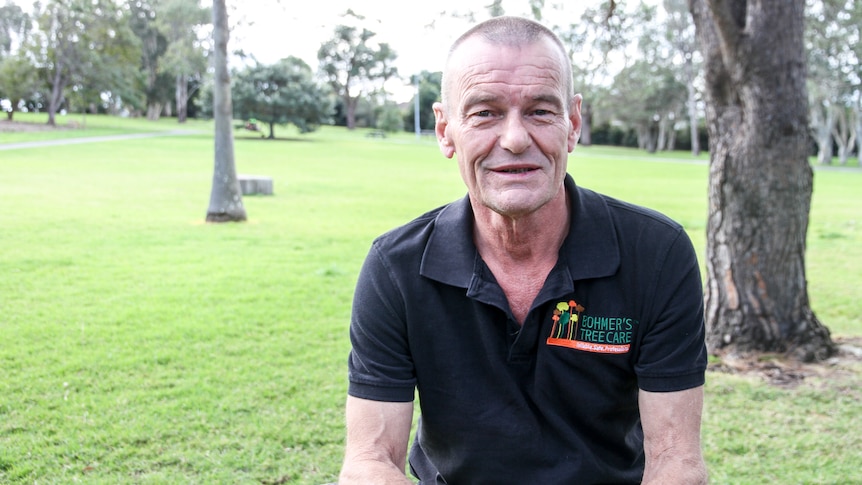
[690,0,834,361]
[206,0,246,223]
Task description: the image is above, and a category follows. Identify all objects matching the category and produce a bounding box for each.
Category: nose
[499,114,531,154]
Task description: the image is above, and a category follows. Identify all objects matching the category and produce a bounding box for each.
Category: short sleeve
[634,229,707,392]
[347,243,417,402]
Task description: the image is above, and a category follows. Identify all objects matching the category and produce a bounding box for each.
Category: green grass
[1,115,860,484]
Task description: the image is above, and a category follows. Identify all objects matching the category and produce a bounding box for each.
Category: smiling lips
[493,166,539,174]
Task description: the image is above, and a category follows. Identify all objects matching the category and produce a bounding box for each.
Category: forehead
[446,37,567,105]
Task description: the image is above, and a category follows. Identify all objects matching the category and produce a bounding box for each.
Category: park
[1,112,860,483]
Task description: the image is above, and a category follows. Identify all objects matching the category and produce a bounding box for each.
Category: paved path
[0,129,201,151]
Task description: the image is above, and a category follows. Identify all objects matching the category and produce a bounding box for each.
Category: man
[340,16,707,484]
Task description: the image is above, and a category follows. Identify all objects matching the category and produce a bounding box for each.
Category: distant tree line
[0,0,859,164]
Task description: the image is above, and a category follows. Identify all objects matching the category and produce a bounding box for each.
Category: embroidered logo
[546,300,636,354]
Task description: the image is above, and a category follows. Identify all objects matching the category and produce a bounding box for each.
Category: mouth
[492,165,540,175]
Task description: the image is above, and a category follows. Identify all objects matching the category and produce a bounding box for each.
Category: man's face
[434,36,581,219]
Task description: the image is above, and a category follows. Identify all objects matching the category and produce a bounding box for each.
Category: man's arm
[338,396,415,485]
[639,386,708,485]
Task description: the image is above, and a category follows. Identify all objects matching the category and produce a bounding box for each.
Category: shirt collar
[420,174,620,288]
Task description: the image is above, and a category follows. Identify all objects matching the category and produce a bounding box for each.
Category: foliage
[0,1,30,57]
[156,0,210,122]
[0,55,39,119]
[317,11,398,130]
[806,0,861,165]
[232,57,333,138]
[403,70,442,132]
[0,116,860,484]
[28,0,141,125]
[375,102,404,133]
[604,60,687,152]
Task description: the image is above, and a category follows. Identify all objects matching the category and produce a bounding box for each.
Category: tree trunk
[345,95,358,130]
[206,0,246,223]
[147,102,162,121]
[811,102,834,165]
[580,100,593,146]
[685,58,701,156]
[176,73,188,123]
[47,62,65,127]
[690,0,833,361]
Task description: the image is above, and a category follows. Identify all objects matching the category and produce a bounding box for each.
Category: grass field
[1,113,860,484]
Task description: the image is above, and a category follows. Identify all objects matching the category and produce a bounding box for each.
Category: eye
[475,110,493,117]
[533,109,552,116]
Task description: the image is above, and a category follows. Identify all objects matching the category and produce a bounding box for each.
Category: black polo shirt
[348,175,707,484]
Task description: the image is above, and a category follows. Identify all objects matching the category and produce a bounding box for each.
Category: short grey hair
[441,16,574,109]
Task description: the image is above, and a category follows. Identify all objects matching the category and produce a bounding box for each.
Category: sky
[229,0,585,101]
[8,0,651,102]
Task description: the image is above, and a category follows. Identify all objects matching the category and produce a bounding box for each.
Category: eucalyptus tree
[0,1,30,58]
[805,0,860,165]
[663,0,702,155]
[31,0,139,126]
[156,0,210,123]
[690,0,834,361]
[129,0,170,119]
[206,0,245,223]
[317,12,398,130]
[554,1,651,146]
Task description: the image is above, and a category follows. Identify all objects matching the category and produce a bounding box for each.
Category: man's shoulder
[578,185,684,233]
[371,202,457,254]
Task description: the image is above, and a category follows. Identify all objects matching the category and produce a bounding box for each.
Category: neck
[472,189,570,264]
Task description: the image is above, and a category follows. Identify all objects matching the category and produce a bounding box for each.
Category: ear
[567,94,583,153]
[433,102,455,159]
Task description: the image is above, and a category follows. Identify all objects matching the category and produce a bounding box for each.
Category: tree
[0,55,39,120]
[605,60,686,152]
[404,70,442,132]
[0,1,30,58]
[206,0,245,223]
[32,0,139,126]
[555,1,650,146]
[317,12,398,130]
[805,0,860,165]
[156,0,210,123]
[375,101,403,133]
[232,57,333,139]
[690,0,834,361]
[129,0,170,119]
[664,0,703,156]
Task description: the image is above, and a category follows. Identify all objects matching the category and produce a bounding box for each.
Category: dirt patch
[708,336,862,393]
[0,119,75,132]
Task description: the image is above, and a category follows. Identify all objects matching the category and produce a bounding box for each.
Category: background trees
[317,13,397,130]
[403,71,442,133]
[30,0,139,126]
[0,0,858,164]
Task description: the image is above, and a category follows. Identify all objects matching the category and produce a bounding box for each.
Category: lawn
[1,114,860,484]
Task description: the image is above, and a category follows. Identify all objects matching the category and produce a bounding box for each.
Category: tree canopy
[317,12,397,130]
[232,57,333,138]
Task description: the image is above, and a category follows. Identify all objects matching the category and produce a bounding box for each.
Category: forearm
[340,397,414,485]
[639,387,707,485]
